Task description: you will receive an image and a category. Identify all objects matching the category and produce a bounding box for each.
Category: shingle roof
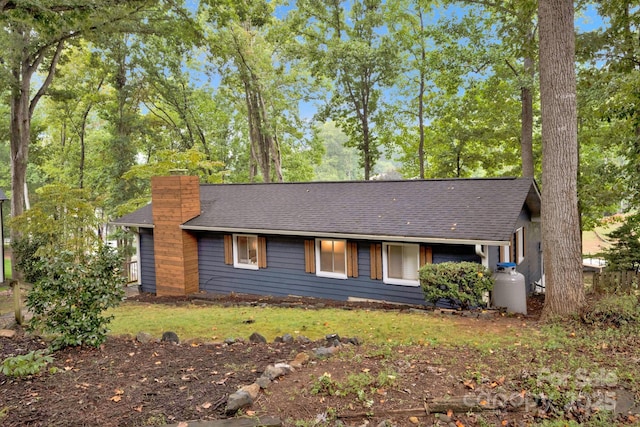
[113,177,540,244]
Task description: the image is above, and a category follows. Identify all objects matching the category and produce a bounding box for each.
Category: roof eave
[180,225,509,246]
[110,222,155,229]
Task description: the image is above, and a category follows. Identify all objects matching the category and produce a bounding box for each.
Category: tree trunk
[538,0,585,317]
[520,55,535,178]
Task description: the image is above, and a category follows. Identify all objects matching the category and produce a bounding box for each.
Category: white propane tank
[492,262,527,314]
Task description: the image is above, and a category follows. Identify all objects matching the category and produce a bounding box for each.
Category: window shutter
[510,235,515,263]
[224,235,233,265]
[499,245,508,263]
[419,245,433,266]
[347,242,358,278]
[258,237,267,268]
[304,240,315,273]
[370,243,382,280]
[521,228,526,258]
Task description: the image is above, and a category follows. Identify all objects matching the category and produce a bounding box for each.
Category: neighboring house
[112,175,542,306]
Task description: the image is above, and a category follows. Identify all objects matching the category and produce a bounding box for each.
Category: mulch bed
[0,293,552,426]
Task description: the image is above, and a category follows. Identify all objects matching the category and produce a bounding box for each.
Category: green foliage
[419,262,494,309]
[27,246,126,350]
[9,184,101,258]
[601,214,640,273]
[582,294,640,328]
[1,350,54,378]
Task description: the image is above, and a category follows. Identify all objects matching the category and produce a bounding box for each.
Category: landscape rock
[314,346,338,358]
[263,364,285,380]
[136,331,155,344]
[239,383,261,401]
[290,352,310,369]
[296,335,311,344]
[0,329,16,338]
[256,376,272,389]
[161,331,179,344]
[342,336,362,346]
[224,337,236,345]
[226,390,253,413]
[249,332,267,344]
[274,362,293,374]
[281,333,294,343]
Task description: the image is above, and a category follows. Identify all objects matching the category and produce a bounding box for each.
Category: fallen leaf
[181,375,190,381]
[187,367,195,372]
[480,399,488,406]
[202,402,212,409]
[179,386,187,391]
[362,368,370,373]
[155,361,162,365]
[501,420,508,426]
[455,421,465,427]
[114,389,124,395]
[177,423,188,427]
[246,410,255,416]
[190,343,200,347]
[153,352,158,357]
[134,405,143,412]
[110,396,122,402]
[128,352,135,357]
[409,416,419,424]
[447,409,453,417]
[463,379,475,390]
[64,366,73,371]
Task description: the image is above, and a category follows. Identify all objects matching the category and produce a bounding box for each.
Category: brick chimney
[151,175,200,296]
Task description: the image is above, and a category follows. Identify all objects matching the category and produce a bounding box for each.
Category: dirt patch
[4,292,632,427]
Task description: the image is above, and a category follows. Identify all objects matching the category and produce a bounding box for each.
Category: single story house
[112,175,542,306]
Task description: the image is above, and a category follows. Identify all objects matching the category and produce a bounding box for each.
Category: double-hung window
[233,234,259,270]
[316,239,347,279]
[382,242,420,286]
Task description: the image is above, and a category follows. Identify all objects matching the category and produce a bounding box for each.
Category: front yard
[1,293,639,426]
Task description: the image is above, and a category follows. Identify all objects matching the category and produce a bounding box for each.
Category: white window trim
[515,227,525,264]
[233,234,259,270]
[382,242,420,287]
[315,238,348,280]
[500,245,510,263]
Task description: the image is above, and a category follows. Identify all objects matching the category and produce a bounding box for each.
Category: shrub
[419,261,494,309]
[26,246,126,350]
[1,350,54,377]
[581,294,640,327]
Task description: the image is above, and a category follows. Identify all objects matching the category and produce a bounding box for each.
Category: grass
[107,302,532,349]
[3,257,10,280]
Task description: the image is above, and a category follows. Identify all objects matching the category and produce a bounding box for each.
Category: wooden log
[337,396,534,419]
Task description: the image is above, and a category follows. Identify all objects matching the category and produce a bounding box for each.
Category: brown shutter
[420,245,433,266]
[224,235,233,265]
[370,243,382,280]
[347,242,358,278]
[499,245,507,262]
[258,237,267,268]
[304,240,315,273]
[521,228,526,258]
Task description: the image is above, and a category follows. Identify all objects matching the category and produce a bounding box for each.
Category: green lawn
[3,257,10,280]
[107,302,536,350]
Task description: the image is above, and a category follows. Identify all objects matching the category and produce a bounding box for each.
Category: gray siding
[139,229,156,294]
[487,207,542,292]
[197,233,480,306]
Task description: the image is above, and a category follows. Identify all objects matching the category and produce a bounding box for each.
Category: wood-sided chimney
[151,174,200,296]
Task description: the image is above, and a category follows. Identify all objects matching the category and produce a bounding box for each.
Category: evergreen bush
[26,246,126,350]
[419,261,494,309]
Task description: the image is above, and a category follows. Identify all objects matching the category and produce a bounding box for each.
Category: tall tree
[0,1,172,251]
[538,0,584,317]
[290,0,401,180]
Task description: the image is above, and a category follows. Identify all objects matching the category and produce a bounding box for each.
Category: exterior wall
[139,229,157,294]
[197,233,480,306]
[487,207,542,292]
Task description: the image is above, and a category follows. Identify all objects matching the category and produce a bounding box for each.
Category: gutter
[180,225,510,247]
